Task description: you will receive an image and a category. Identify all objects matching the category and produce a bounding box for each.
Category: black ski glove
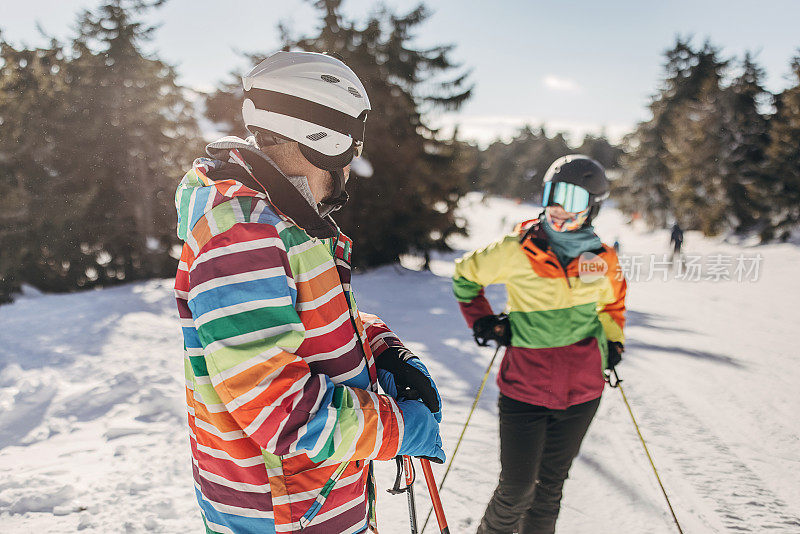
[473,314,511,347]
[375,346,441,415]
[607,341,624,370]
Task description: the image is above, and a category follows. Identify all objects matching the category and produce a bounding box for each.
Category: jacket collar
[204,136,338,239]
[517,217,604,259]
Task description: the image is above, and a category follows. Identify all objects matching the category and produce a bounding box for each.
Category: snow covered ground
[2,193,799,533]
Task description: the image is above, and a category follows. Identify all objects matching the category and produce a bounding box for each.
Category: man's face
[269,142,350,205]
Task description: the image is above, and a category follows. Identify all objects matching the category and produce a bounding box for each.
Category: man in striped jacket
[174,51,444,534]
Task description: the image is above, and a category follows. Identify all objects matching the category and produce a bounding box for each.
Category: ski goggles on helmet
[299,138,363,172]
[542,181,591,213]
[256,128,364,171]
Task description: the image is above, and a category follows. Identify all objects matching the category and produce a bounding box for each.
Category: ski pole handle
[420,458,450,534]
[388,456,419,532]
[403,455,415,486]
[605,367,622,388]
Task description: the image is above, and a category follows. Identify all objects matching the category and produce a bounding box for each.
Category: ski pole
[419,458,450,534]
[606,369,685,534]
[421,344,504,534]
[388,455,418,533]
[404,456,418,534]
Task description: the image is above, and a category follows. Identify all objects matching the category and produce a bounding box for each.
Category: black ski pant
[477,395,601,534]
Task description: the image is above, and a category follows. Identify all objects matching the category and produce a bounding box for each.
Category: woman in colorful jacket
[175,52,444,534]
[453,155,627,534]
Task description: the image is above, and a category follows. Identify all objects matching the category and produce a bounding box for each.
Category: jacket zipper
[330,233,376,390]
[298,460,351,528]
[298,238,370,529]
[547,250,572,289]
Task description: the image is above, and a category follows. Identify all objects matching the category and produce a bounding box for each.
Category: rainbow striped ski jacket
[174,153,408,534]
[453,219,626,409]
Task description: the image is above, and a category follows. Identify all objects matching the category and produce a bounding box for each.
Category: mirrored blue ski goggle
[542,181,591,213]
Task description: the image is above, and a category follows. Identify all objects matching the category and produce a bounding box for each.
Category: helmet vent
[321,74,340,83]
[306,132,328,141]
[347,87,363,98]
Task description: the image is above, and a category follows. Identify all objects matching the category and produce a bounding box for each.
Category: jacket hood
[174,152,250,242]
[175,136,336,242]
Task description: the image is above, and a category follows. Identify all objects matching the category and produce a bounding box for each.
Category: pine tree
[0,1,202,301]
[617,39,729,232]
[663,42,728,234]
[717,53,771,233]
[615,120,672,228]
[0,37,75,299]
[69,0,202,284]
[765,54,800,240]
[615,38,700,229]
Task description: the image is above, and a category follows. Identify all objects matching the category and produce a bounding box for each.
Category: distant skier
[173,51,443,534]
[613,235,621,254]
[452,155,627,534]
[670,222,684,264]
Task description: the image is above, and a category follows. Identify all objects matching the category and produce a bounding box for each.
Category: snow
[2,193,800,533]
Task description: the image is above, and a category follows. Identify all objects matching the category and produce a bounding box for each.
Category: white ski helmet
[242,51,370,172]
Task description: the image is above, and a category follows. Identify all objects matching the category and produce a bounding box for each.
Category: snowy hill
[2,194,799,533]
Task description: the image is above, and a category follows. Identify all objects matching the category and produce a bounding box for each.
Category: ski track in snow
[2,193,799,533]
[642,382,800,532]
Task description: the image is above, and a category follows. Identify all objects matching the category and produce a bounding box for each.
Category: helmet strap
[331,167,346,198]
[318,168,349,214]
[586,203,601,225]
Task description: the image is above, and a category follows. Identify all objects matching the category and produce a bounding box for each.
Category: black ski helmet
[542,154,609,220]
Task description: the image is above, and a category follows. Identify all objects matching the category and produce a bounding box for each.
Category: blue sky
[2,0,799,145]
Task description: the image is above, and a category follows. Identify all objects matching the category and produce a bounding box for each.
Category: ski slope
[1,194,799,533]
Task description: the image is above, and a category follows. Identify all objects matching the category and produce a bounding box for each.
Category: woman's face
[546,204,577,222]
[545,204,590,232]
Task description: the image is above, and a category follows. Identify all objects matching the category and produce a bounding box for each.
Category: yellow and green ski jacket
[453,219,626,409]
